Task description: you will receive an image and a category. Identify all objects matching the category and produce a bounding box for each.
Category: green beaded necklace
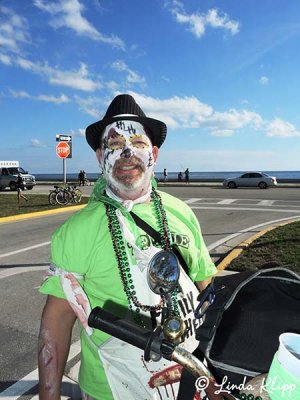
[105,187,179,323]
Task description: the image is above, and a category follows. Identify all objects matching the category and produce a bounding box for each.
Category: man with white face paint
[38,94,217,400]
[98,120,157,201]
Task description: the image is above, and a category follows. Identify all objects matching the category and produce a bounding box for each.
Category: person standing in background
[185,168,190,183]
[83,170,87,186]
[16,173,28,203]
[163,168,168,182]
[78,170,84,186]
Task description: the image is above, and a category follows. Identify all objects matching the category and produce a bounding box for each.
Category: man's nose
[120,148,133,158]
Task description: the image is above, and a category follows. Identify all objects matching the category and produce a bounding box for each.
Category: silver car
[223,172,277,189]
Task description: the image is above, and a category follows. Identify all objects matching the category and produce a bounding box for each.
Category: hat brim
[86,115,167,151]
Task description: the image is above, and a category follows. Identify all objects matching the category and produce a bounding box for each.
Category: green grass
[0,193,89,217]
[227,221,300,273]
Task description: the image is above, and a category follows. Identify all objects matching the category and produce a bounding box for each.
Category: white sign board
[0,161,19,167]
[56,134,72,142]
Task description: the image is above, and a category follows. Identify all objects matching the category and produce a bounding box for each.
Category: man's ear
[96,148,102,164]
[152,146,159,163]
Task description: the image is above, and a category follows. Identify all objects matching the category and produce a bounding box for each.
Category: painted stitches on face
[147,150,154,168]
[106,129,126,150]
[102,128,121,175]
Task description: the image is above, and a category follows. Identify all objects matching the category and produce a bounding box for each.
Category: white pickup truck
[0,161,36,191]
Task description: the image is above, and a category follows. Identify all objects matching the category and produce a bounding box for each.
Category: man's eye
[108,138,125,149]
[131,137,149,148]
[133,141,148,148]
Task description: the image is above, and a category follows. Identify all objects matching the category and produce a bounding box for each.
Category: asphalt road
[1,185,300,399]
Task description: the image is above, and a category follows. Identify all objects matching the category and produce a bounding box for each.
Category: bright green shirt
[40,179,216,399]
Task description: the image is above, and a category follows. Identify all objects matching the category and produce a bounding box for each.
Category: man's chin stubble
[110,173,144,191]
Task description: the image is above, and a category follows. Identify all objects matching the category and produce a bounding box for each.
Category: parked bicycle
[70,185,82,203]
[49,185,82,205]
[48,185,62,205]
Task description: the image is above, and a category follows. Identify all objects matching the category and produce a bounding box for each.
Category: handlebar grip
[88,307,154,351]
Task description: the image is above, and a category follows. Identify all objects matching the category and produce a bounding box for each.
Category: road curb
[217,217,300,271]
[0,204,85,224]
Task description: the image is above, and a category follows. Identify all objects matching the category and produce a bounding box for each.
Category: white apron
[97,210,203,400]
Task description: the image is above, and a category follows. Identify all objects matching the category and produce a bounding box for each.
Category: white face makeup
[100,120,156,195]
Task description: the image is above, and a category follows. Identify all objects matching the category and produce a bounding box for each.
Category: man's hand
[38,295,76,400]
[195,277,212,293]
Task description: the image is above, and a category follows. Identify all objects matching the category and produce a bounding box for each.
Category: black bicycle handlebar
[88,307,163,354]
[88,307,234,400]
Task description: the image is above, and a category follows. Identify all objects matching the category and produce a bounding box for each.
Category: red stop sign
[56,142,70,159]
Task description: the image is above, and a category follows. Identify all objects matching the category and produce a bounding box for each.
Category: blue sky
[1,0,300,174]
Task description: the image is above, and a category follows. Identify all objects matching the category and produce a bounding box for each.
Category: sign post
[63,158,66,184]
[56,139,71,184]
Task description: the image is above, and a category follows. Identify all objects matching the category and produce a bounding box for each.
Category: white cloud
[206,109,263,130]
[74,95,103,117]
[111,60,127,72]
[37,93,70,104]
[259,76,269,85]
[169,1,240,38]
[127,92,263,135]
[241,99,249,105]
[0,6,30,54]
[105,80,120,92]
[76,128,86,137]
[111,60,146,86]
[54,90,300,147]
[15,58,101,91]
[66,127,85,139]
[10,89,70,104]
[210,129,235,137]
[10,90,30,99]
[48,63,101,91]
[265,118,300,137]
[33,0,125,49]
[0,53,12,65]
[127,70,146,85]
[72,91,300,142]
[175,12,205,38]
[206,9,239,34]
[30,139,47,148]
[127,92,213,129]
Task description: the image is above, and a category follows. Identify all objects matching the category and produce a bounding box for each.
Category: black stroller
[89,267,300,400]
[178,267,300,399]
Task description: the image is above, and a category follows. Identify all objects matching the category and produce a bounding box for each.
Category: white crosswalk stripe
[183,198,299,210]
[0,370,39,400]
[217,199,237,204]
[257,200,275,206]
[0,341,81,400]
[184,198,202,204]
[30,376,79,400]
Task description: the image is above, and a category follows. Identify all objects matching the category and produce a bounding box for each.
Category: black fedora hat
[85,94,167,151]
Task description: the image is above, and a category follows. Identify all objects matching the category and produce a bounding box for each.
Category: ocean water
[34,171,300,182]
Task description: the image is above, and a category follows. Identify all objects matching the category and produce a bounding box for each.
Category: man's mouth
[114,158,145,174]
[118,165,137,171]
